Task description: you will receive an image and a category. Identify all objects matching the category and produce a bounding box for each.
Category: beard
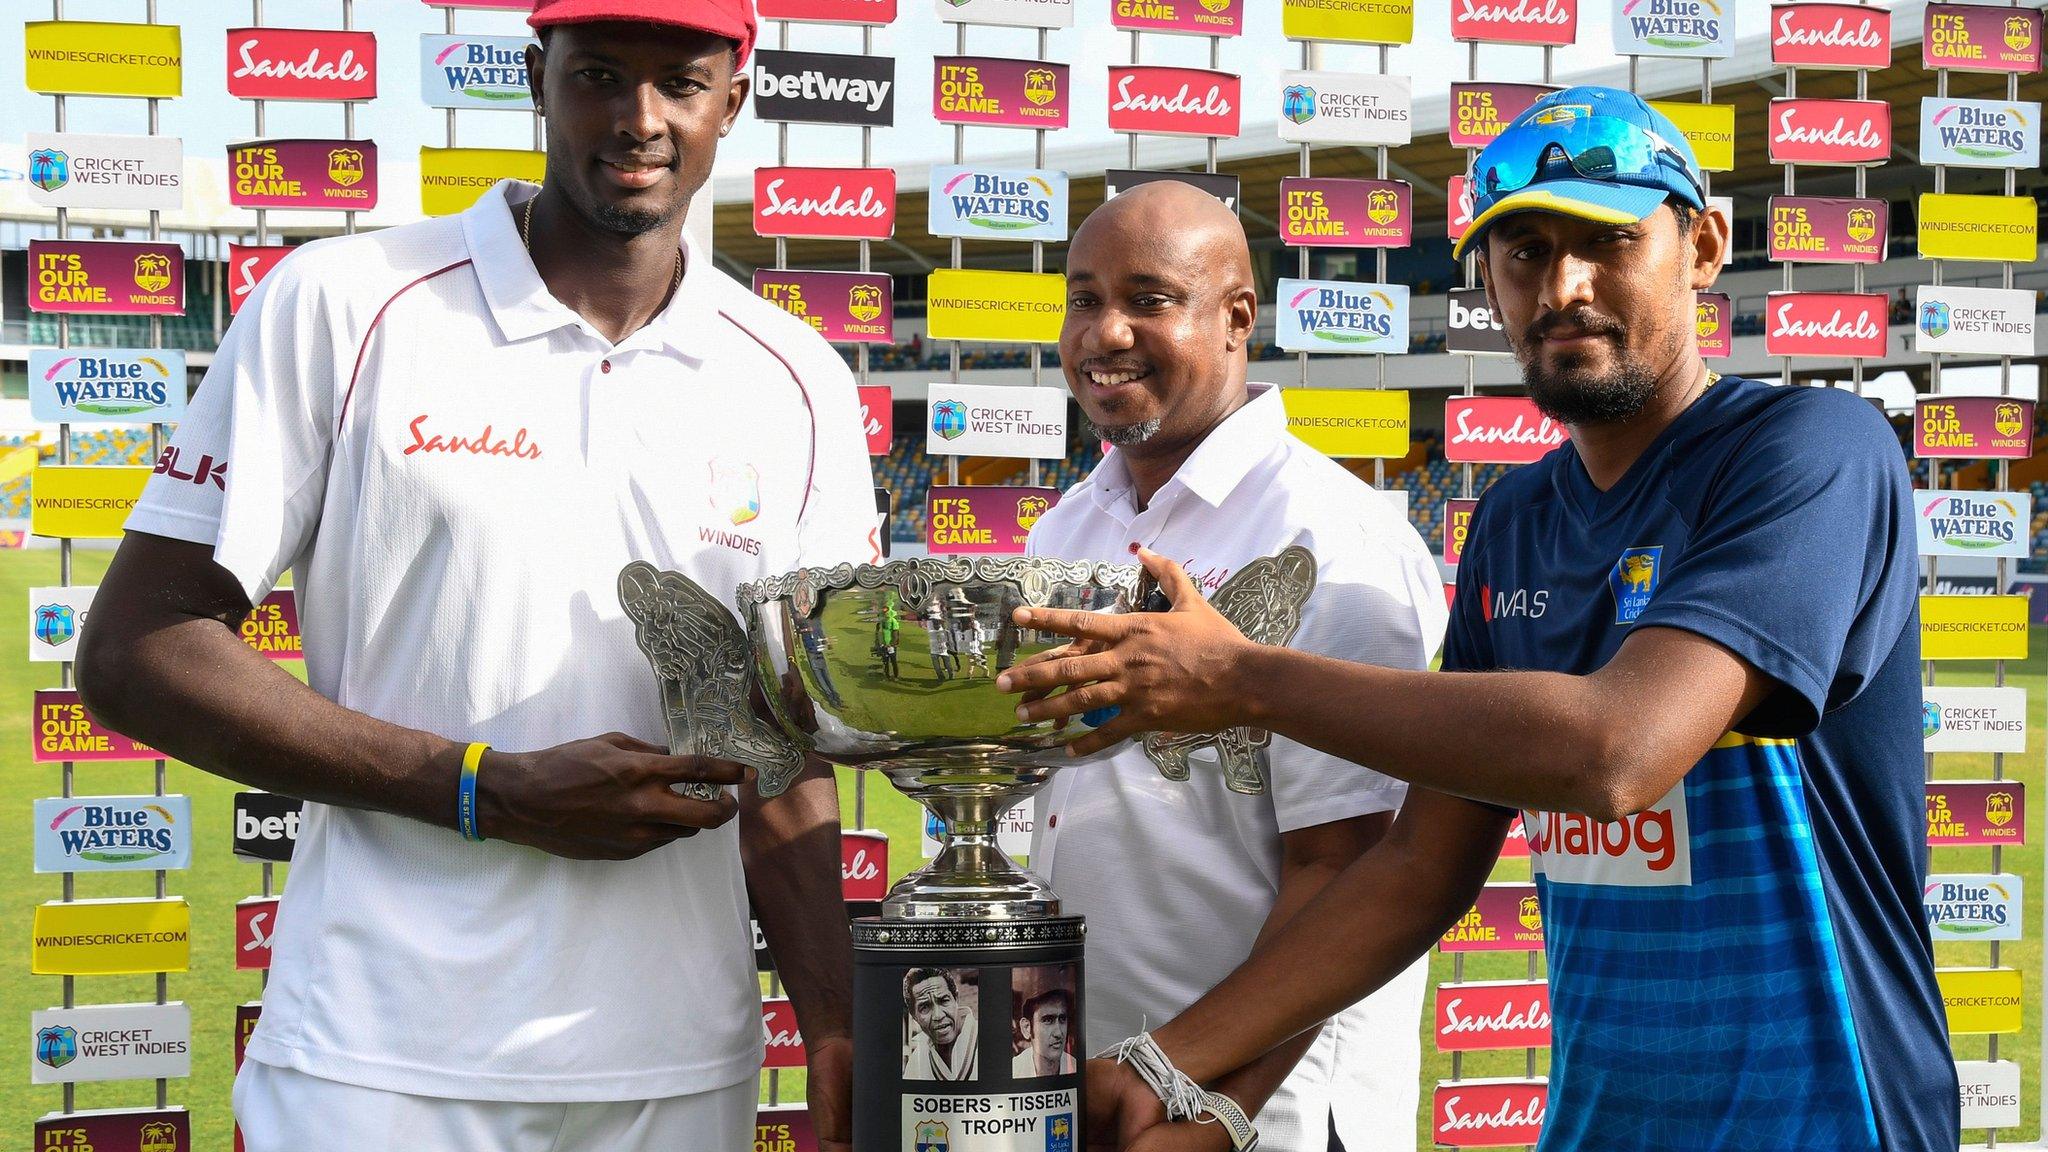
[1083,414,1163,447]
[1518,309,1659,424]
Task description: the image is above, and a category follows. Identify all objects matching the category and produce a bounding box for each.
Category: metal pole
[1028,27,1048,491]
[947,21,964,489]
[53,0,74,1115]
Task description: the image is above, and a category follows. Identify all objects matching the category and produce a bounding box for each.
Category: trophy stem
[883,791,1059,921]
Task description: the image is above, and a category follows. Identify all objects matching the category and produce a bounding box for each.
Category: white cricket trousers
[234,1059,757,1152]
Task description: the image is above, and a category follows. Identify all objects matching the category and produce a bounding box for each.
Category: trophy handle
[618,562,807,799]
[1142,545,1317,796]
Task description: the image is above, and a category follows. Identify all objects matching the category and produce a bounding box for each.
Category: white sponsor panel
[1925,873,2023,942]
[1526,778,1691,887]
[1924,686,2028,753]
[1919,98,2041,169]
[1958,1060,2021,1129]
[25,132,183,211]
[420,34,536,110]
[33,795,193,874]
[923,808,1031,860]
[926,383,1067,458]
[28,584,96,663]
[31,1002,191,1084]
[27,348,187,425]
[932,0,1075,27]
[1913,489,2030,560]
[903,1089,1077,1151]
[1611,0,1735,57]
[1914,285,2037,358]
[927,166,1068,242]
[1275,279,1411,354]
[1277,71,1413,146]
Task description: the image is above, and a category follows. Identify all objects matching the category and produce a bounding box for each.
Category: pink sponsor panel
[234,896,279,971]
[227,243,291,316]
[1766,98,1892,165]
[927,486,1061,555]
[1449,83,1557,148]
[1279,178,1412,248]
[1443,397,1569,465]
[1106,66,1241,137]
[1927,781,2026,847]
[1694,291,1732,359]
[1916,397,2036,460]
[241,589,302,660]
[859,386,894,455]
[28,239,185,316]
[1443,498,1478,566]
[756,1105,819,1152]
[1447,175,1476,243]
[1770,2,1892,69]
[1451,0,1577,45]
[1499,814,1529,859]
[1439,883,1544,953]
[1433,1079,1548,1147]
[1762,291,1888,358]
[1435,979,1552,1051]
[753,167,897,240]
[33,689,161,763]
[35,1108,192,1152]
[1924,3,2043,72]
[1112,0,1243,36]
[225,27,378,100]
[761,998,807,1069]
[841,830,889,903]
[1766,196,1889,263]
[757,0,897,23]
[752,270,894,344]
[933,57,1069,129]
[228,138,379,210]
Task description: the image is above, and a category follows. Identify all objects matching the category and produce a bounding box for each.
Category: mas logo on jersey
[1609,544,1662,623]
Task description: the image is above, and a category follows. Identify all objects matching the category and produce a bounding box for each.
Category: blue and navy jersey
[1445,377,1956,1152]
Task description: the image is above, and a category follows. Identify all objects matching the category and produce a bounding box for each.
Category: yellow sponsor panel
[24,21,182,98]
[926,269,1066,344]
[1921,594,2030,660]
[29,465,150,540]
[1918,194,2038,263]
[1647,101,1736,173]
[1281,0,1414,44]
[1938,967,2023,1035]
[31,897,191,976]
[1281,388,1411,458]
[420,148,547,217]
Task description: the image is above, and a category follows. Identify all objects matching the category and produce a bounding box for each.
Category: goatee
[1083,415,1163,447]
[1526,362,1661,424]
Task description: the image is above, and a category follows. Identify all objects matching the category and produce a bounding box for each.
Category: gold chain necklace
[519,193,684,309]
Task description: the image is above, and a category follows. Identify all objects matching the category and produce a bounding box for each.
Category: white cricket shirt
[1025,385,1446,1151]
[126,181,879,1101]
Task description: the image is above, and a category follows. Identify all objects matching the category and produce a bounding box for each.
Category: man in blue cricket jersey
[998,86,1956,1151]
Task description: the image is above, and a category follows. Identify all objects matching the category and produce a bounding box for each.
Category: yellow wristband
[458,742,489,841]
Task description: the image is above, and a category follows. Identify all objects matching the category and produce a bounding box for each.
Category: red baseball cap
[529,0,757,67]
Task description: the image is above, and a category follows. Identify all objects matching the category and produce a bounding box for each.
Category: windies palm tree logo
[33,603,74,647]
[932,400,967,441]
[1282,85,1316,126]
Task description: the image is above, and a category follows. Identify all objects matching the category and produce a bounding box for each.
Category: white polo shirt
[1025,384,1445,1152]
[126,181,879,1102]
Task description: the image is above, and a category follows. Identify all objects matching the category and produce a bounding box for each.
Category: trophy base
[852,915,1085,1152]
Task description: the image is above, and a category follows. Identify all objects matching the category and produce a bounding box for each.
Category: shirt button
[600,359,612,374]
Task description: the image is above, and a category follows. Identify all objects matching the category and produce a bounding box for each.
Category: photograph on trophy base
[1009,964,1078,1080]
[902,966,980,1081]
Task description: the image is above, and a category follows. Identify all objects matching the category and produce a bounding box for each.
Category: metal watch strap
[1199,1090,1259,1152]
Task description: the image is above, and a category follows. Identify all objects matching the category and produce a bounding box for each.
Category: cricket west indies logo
[1107,66,1241,137]
[35,602,76,647]
[709,459,762,526]
[1771,2,1890,69]
[226,28,377,101]
[1609,545,1662,623]
[29,148,68,192]
[1452,0,1577,45]
[1767,98,1891,164]
[1617,0,1726,52]
[37,1026,77,1070]
[44,801,180,865]
[932,400,968,441]
[1921,494,2023,550]
[1763,291,1888,358]
[1924,100,2039,166]
[753,167,897,240]
[37,352,175,417]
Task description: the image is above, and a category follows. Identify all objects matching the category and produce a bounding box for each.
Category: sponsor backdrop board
[28,466,151,539]
[28,348,187,425]
[1432,1078,1548,1147]
[1279,177,1411,248]
[1439,883,1544,953]
[24,20,183,98]
[1915,396,2035,460]
[420,147,544,216]
[1279,72,1414,146]
[1105,167,1240,212]
[1446,288,1513,356]
[1923,686,2028,753]
[928,166,1068,242]
[1923,3,2044,73]
[1766,196,1889,264]
[1280,0,1415,43]
[1610,0,1733,56]
[228,243,292,315]
[750,49,895,126]
[236,897,280,970]
[1924,873,2023,942]
[225,27,377,101]
[1106,66,1242,137]
[32,1106,191,1151]
[858,386,893,455]
[1914,285,2036,357]
[935,0,1076,29]
[1958,1060,2023,1130]
[754,167,897,240]
[1453,0,1579,45]
[1694,291,1732,358]
[227,139,377,210]
[1443,397,1568,464]
[1919,97,2041,168]
[33,688,161,763]
[1279,389,1410,459]
[30,898,191,976]
[1913,490,2031,559]
[420,34,534,109]
[759,0,897,21]
[1762,291,1887,359]
[927,486,1060,554]
[1767,97,1891,165]
[1920,595,2030,660]
[1770,2,1892,69]
[241,589,304,660]
[840,830,889,903]
[926,383,1068,457]
[1446,83,1554,148]
[1274,279,1411,354]
[24,132,183,211]
[1917,193,2038,263]
[1937,966,2023,1034]
[28,239,185,316]
[1646,100,1735,170]
[1111,0,1243,36]
[28,585,95,663]
[1444,499,1478,566]
[932,57,1068,129]
[925,269,1065,344]
[1434,980,1552,1051]
[33,795,193,874]
[752,270,894,344]
[1927,781,2026,847]
[30,1002,191,1084]
[232,792,303,862]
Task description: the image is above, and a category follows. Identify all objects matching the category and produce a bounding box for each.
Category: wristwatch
[1199,1090,1259,1152]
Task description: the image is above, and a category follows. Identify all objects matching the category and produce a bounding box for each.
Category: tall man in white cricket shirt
[78,3,871,1149]
[1023,183,1444,1151]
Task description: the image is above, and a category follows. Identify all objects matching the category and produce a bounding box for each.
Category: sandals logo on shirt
[1609,545,1663,624]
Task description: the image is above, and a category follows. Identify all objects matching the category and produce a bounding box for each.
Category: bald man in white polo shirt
[1021,182,1444,1152]
[78,6,870,1151]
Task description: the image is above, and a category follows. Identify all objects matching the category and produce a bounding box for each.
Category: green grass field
[2,547,2039,1147]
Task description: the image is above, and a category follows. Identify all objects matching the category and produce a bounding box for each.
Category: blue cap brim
[1452,179,1671,261]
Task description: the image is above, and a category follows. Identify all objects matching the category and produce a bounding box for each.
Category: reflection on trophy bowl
[739,557,1136,921]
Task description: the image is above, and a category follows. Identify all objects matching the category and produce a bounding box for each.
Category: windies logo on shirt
[1106,66,1241,138]
[1433,1080,1547,1147]
[752,167,897,240]
[1770,2,1890,69]
[710,460,762,527]
[1767,98,1891,164]
[1452,0,1577,45]
[1529,777,1692,886]
[1435,980,1552,1050]
[1762,292,1887,358]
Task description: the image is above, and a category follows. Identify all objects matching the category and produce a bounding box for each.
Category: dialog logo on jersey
[1770,2,1890,69]
[1527,777,1692,886]
[1767,98,1891,164]
[753,167,897,240]
[1608,544,1662,624]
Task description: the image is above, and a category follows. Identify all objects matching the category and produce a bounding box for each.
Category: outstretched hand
[996,548,1262,757]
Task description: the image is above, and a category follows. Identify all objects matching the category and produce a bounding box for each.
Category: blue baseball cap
[1453,85,1707,261]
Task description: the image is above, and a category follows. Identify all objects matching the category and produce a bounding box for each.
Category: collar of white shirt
[1089,382,1287,523]
[462,179,713,358]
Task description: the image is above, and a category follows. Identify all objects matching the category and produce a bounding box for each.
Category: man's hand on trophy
[998,548,1257,757]
[475,731,743,859]
[1086,1056,1170,1150]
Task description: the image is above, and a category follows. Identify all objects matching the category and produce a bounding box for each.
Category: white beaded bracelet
[1103,1032,1206,1122]
[1199,1090,1260,1152]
